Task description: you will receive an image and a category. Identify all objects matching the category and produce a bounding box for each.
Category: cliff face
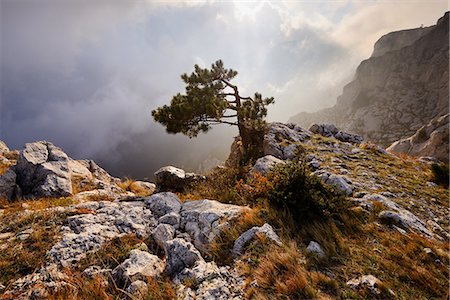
[290,12,449,147]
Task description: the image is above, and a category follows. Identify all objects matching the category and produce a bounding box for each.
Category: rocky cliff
[290,12,449,149]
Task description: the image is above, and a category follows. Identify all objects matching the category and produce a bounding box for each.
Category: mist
[1,0,447,178]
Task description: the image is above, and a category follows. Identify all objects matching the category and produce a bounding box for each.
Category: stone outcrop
[306,241,326,259]
[0,169,17,200]
[14,141,72,198]
[180,199,246,253]
[309,123,363,144]
[387,113,449,163]
[233,223,281,256]
[251,155,285,176]
[263,122,311,160]
[154,165,204,192]
[290,12,449,148]
[112,249,163,286]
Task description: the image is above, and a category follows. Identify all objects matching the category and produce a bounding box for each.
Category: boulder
[387,114,449,163]
[180,199,246,253]
[306,241,326,259]
[251,155,285,176]
[145,192,182,218]
[0,168,17,200]
[308,123,339,137]
[314,171,353,195]
[263,123,310,160]
[309,123,363,144]
[112,249,163,286]
[158,212,181,229]
[378,210,432,237]
[154,166,203,192]
[152,223,175,248]
[14,141,72,198]
[233,223,281,256]
[164,238,203,276]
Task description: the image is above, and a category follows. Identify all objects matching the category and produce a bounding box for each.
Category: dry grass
[244,242,316,299]
[0,210,68,285]
[72,175,98,195]
[76,234,146,274]
[50,272,175,300]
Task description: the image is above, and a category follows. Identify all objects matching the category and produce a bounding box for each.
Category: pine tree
[152,60,274,163]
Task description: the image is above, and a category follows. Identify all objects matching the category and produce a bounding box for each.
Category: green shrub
[267,161,348,223]
[431,163,449,188]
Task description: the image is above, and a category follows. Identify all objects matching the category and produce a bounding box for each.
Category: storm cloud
[1,0,447,178]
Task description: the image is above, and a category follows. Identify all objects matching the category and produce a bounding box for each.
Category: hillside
[0,122,448,299]
[290,12,449,149]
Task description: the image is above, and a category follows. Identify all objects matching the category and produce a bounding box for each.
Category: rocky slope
[387,113,449,163]
[290,12,449,150]
[0,122,448,299]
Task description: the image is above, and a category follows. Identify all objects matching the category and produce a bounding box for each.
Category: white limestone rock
[180,199,246,253]
[145,192,182,218]
[112,249,163,286]
[233,223,281,256]
[251,155,285,176]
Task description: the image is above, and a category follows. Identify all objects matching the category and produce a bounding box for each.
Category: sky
[0,0,447,179]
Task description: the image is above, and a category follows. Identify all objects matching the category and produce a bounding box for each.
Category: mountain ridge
[290,12,449,150]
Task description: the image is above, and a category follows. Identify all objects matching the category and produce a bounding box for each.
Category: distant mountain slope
[290,12,449,147]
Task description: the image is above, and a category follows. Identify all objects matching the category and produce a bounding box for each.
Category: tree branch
[221,114,237,118]
[240,96,254,102]
[207,120,238,126]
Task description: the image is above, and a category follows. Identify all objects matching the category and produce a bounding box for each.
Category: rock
[180,199,246,253]
[112,249,163,286]
[346,275,393,296]
[335,131,364,144]
[378,210,433,237]
[152,223,175,248]
[233,223,281,256]
[0,140,9,154]
[158,212,181,229]
[224,136,244,168]
[315,171,353,195]
[175,260,244,299]
[306,241,326,259]
[263,122,310,160]
[0,168,17,200]
[83,265,112,278]
[131,181,156,195]
[145,192,182,218]
[387,114,449,163]
[164,238,203,276]
[76,159,119,184]
[16,228,33,241]
[14,141,72,198]
[154,166,203,192]
[308,123,338,137]
[126,280,148,298]
[326,174,353,195]
[48,201,156,267]
[251,155,285,176]
[309,123,363,144]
